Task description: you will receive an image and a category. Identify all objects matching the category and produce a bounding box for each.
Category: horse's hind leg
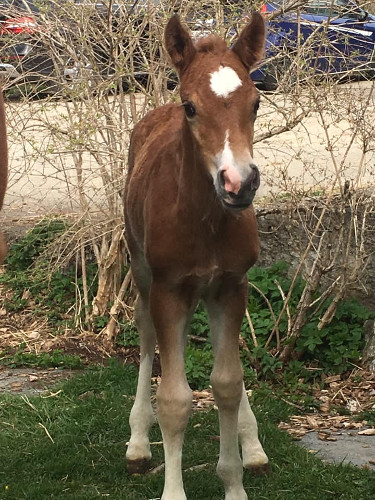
[238,385,269,474]
[126,294,156,474]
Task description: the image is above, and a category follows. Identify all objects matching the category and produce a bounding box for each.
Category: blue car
[251,0,375,89]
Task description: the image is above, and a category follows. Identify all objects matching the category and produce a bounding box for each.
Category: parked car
[0,0,56,87]
[251,0,375,90]
[2,1,374,93]
[0,0,161,92]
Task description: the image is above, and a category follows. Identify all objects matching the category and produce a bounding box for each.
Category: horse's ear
[165,15,196,76]
[232,12,265,71]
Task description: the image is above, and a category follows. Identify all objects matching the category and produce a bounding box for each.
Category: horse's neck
[177,124,223,230]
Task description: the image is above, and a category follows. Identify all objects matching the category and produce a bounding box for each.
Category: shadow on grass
[0,361,374,499]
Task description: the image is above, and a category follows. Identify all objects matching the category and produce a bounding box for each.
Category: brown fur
[0,88,8,264]
[195,35,228,55]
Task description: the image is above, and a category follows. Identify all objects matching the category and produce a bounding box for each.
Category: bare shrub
[1,0,374,353]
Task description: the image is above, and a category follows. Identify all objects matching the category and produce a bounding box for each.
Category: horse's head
[165,12,265,210]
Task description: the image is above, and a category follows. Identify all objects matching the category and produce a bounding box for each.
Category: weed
[0,344,83,369]
[1,218,98,327]
[115,320,140,347]
[185,344,213,390]
[245,262,373,376]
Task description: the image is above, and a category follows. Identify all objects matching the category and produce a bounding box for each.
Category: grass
[0,347,83,369]
[0,361,374,500]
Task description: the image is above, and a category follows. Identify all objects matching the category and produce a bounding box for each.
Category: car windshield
[303,0,366,18]
[267,0,367,20]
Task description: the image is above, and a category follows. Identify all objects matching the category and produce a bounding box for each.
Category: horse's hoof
[246,462,270,476]
[127,458,152,475]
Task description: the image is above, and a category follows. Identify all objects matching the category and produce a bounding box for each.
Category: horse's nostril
[250,165,260,191]
[219,169,225,188]
[240,165,260,193]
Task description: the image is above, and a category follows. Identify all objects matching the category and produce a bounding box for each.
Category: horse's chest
[145,213,258,282]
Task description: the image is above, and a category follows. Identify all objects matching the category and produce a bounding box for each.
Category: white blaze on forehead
[210,66,242,98]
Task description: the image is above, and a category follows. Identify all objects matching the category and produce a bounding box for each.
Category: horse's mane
[195,35,228,56]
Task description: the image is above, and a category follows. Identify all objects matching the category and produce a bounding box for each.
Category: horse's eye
[183,101,196,119]
[254,98,260,115]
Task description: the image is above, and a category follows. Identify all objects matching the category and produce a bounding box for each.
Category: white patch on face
[221,131,235,167]
[210,66,242,98]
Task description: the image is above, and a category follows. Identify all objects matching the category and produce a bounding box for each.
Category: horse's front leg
[150,281,196,500]
[126,294,156,474]
[206,277,262,500]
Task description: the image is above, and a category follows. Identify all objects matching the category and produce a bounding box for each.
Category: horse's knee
[157,381,192,429]
[210,368,243,409]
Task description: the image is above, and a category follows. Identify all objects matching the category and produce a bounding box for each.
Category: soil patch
[0,366,80,396]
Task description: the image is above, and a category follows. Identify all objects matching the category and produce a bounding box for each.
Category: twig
[104,267,132,342]
[273,279,289,347]
[38,423,55,444]
[245,309,258,347]
[189,334,208,343]
[248,281,279,347]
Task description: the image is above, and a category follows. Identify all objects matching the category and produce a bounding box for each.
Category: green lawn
[0,362,374,500]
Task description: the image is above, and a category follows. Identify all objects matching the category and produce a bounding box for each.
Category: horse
[0,87,8,264]
[124,12,269,500]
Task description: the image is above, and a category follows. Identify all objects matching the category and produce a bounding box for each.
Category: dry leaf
[318,432,337,442]
[324,375,341,384]
[358,428,375,436]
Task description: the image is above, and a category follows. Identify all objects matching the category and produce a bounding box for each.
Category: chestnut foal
[124,13,269,500]
[0,88,8,264]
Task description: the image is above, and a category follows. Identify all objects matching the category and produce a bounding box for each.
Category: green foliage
[1,218,98,326]
[244,262,372,376]
[5,218,67,272]
[190,305,210,337]
[296,299,371,372]
[185,262,371,388]
[115,320,140,347]
[115,261,371,391]
[0,344,83,369]
[252,346,283,376]
[185,344,213,390]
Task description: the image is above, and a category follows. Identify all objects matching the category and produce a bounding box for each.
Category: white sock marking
[210,66,242,98]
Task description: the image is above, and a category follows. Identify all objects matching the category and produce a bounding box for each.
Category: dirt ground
[0,81,374,223]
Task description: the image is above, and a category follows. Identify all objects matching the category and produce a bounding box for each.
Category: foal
[0,88,8,264]
[124,13,268,500]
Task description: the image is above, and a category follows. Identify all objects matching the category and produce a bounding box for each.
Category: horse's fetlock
[217,457,243,485]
